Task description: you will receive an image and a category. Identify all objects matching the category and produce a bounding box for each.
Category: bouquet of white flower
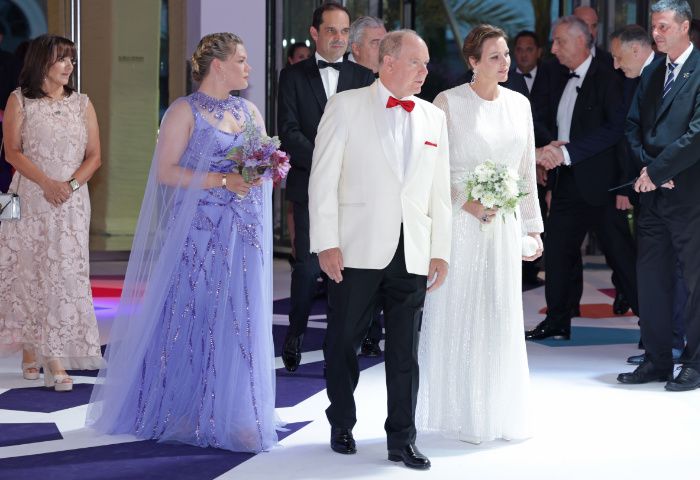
[464,160,528,230]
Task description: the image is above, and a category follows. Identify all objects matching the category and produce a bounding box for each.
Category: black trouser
[287,201,322,338]
[544,169,638,329]
[324,232,426,450]
[363,299,383,343]
[637,191,700,370]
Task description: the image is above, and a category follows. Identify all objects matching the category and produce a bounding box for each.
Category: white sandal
[44,367,73,392]
[21,361,40,380]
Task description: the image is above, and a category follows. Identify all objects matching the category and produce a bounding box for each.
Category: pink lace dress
[0,88,102,369]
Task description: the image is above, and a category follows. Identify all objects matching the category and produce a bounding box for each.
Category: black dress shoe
[612,292,631,315]
[360,337,382,357]
[282,333,303,372]
[388,444,431,470]
[525,321,570,340]
[665,366,700,391]
[330,427,356,454]
[617,361,673,384]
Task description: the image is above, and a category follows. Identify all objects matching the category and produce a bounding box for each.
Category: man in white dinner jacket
[308,29,451,470]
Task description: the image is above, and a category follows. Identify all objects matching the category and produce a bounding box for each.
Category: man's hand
[615,194,632,210]
[537,141,567,170]
[634,167,657,193]
[319,247,344,283]
[536,164,548,186]
[426,258,448,293]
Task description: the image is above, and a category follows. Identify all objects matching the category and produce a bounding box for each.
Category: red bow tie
[386,96,415,113]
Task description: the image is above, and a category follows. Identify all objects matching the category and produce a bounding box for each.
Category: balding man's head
[574,6,600,40]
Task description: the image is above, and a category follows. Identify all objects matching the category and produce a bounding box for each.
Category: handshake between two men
[535,141,675,212]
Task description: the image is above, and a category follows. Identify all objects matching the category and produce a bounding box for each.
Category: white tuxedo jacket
[308,81,452,276]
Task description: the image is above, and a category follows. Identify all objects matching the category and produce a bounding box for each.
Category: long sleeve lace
[518,105,544,234]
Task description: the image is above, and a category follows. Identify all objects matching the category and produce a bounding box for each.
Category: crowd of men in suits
[277,0,700,392]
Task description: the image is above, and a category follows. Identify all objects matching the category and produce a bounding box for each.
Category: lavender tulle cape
[86,93,278,452]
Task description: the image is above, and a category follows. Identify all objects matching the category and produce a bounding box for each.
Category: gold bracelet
[221,174,227,188]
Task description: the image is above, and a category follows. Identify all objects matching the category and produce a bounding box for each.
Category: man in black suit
[525,16,638,341]
[503,31,541,98]
[620,0,700,391]
[609,24,688,366]
[277,2,375,372]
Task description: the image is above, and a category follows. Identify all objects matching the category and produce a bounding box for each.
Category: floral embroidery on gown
[0,88,102,369]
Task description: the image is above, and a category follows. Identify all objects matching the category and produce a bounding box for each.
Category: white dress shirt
[377,79,412,182]
[315,52,342,99]
[516,65,538,93]
[640,51,656,75]
[558,55,592,166]
[665,42,694,87]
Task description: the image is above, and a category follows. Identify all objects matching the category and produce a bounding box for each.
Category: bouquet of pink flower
[226,122,290,184]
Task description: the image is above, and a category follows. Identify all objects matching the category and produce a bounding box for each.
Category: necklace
[192,91,242,121]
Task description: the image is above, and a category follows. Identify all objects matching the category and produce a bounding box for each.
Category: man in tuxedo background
[525,16,638,341]
[309,30,451,469]
[620,0,700,390]
[574,5,614,67]
[609,24,688,366]
[504,30,543,98]
[277,2,375,372]
[348,16,385,74]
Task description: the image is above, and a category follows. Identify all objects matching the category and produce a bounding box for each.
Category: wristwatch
[68,178,80,192]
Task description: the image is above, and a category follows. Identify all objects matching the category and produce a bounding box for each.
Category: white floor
[1,260,699,479]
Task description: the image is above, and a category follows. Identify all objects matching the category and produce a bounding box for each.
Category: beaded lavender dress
[87,92,278,453]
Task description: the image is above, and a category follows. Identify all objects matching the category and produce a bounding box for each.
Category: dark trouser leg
[672,260,688,351]
[544,181,590,330]
[381,235,427,450]
[668,199,700,368]
[595,201,639,315]
[324,268,381,429]
[288,201,321,338]
[636,196,675,371]
[366,304,383,343]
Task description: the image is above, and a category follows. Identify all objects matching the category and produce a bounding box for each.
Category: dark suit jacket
[277,57,375,204]
[626,47,700,201]
[503,61,561,148]
[537,56,624,206]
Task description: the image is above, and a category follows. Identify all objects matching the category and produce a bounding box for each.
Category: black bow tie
[521,72,532,78]
[567,71,580,79]
[318,60,341,71]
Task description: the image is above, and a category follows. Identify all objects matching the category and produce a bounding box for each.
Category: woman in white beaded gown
[416,25,544,444]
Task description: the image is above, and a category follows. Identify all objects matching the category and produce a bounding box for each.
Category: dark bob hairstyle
[19,34,77,99]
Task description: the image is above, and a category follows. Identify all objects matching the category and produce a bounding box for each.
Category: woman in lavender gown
[86,33,278,452]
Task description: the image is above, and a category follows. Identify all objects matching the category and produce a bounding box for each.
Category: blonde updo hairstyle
[462,24,507,71]
[191,32,243,82]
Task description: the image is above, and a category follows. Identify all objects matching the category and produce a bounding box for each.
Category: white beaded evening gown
[416,84,544,443]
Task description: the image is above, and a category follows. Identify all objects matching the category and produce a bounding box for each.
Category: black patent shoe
[525,321,570,340]
[665,367,700,391]
[330,427,356,454]
[360,337,382,357]
[612,292,631,315]
[388,444,431,470]
[282,333,303,372]
[617,361,673,384]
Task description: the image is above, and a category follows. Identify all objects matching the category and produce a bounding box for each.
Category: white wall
[187,0,267,114]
